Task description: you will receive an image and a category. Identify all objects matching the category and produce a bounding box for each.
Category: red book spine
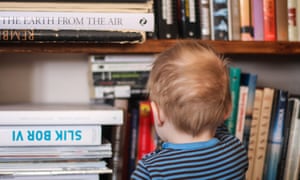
[137,101,155,160]
[263,0,276,41]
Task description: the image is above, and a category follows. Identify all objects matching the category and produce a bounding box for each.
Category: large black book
[0,29,145,44]
[154,0,179,39]
[178,0,201,38]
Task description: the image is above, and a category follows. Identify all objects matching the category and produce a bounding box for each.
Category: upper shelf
[1,39,300,54]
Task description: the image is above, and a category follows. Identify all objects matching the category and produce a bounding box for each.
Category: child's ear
[150,101,164,126]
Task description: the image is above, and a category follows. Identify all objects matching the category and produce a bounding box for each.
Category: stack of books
[0,103,123,180]
[0,0,154,43]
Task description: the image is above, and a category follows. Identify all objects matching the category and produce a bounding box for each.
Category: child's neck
[166,128,215,144]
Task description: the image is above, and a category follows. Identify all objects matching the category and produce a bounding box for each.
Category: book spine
[284,98,300,180]
[263,0,277,41]
[0,11,154,32]
[225,66,241,135]
[246,89,263,180]
[264,90,288,180]
[252,0,264,40]
[288,0,298,41]
[0,125,101,146]
[230,0,241,40]
[252,87,275,180]
[235,86,249,141]
[199,0,211,40]
[240,0,254,40]
[137,101,156,160]
[183,0,201,38]
[0,110,123,125]
[210,0,230,40]
[0,29,145,44]
[275,0,288,41]
[155,0,179,39]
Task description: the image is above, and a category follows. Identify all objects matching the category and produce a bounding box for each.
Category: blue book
[225,66,241,135]
[264,89,288,180]
[240,72,257,150]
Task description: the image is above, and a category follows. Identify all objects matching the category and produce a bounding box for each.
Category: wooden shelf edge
[1,40,300,54]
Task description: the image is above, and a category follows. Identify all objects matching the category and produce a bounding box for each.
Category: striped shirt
[131,125,248,180]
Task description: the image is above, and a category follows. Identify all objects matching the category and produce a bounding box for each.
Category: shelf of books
[2,40,300,54]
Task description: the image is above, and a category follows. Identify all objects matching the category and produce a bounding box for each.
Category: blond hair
[147,40,231,136]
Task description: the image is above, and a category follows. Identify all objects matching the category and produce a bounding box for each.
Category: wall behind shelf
[0,53,299,104]
[0,53,90,104]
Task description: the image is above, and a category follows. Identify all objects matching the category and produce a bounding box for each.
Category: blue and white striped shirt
[131,125,248,180]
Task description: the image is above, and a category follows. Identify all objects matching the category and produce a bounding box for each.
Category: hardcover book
[251,0,264,40]
[283,97,300,180]
[240,0,253,40]
[225,66,241,135]
[246,88,263,180]
[0,103,123,125]
[200,0,211,40]
[263,0,276,41]
[0,125,102,146]
[210,0,230,40]
[275,0,288,41]
[288,0,298,41]
[252,87,275,180]
[235,86,249,141]
[154,0,179,39]
[264,89,288,180]
[0,29,146,44]
[0,11,155,32]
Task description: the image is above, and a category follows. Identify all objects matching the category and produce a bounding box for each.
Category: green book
[226,66,241,134]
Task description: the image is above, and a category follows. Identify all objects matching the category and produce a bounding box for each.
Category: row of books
[0,0,154,43]
[227,65,300,180]
[1,0,298,43]
[0,103,123,179]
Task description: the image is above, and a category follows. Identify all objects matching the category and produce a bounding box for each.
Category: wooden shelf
[1,39,300,54]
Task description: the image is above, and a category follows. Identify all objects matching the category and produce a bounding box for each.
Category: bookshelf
[2,39,300,54]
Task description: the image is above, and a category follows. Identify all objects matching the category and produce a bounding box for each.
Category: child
[131,40,248,180]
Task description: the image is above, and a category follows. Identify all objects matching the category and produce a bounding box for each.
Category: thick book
[137,101,156,160]
[178,0,201,38]
[0,125,101,146]
[89,54,154,99]
[0,161,112,176]
[0,103,123,125]
[264,89,288,180]
[275,0,288,41]
[283,97,300,180]
[154,0,179,39]
[0,11,154,32]
[246,88,263,180]
[240,73,257,150]
[288,0,298,41]
[240,0,254,40]
[200,0,211,40]
[225,66,241,135]
[0,144,112,161]
[252,87,275,180]
[230,0,241,40]
[0,1,153,13]
[210,0,231,40]
[251,0,264,40]
[263,0,277,41]
[0,174,100,180]
[0,29,146,44]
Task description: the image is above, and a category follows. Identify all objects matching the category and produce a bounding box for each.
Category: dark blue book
[264,89,289,180]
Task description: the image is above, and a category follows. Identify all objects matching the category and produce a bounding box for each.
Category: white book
[91,61,152,72]
[3,174,100,180]
[0,125,101,146]
[89,54,156,63]
[235,86,249,141]
[0,103,123,125]
[0,161,112,175]
[284,98,300,180]
[0,11,154,32]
